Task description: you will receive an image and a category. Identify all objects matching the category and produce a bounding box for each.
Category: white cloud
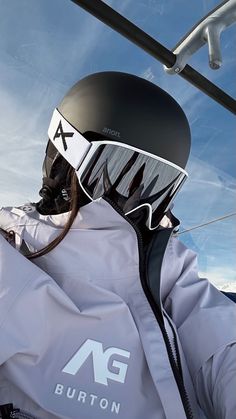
[199,267,236,290]
[175,156,236,226]
[142,0,165,16]
[141,66,155,81]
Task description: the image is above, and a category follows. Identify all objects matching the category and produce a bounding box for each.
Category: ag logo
[62,339,130,386]
[53,120,74,151]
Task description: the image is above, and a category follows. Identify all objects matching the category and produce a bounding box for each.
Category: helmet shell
[58,72,191,169]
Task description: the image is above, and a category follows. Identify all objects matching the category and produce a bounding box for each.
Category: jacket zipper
[104,197,194,419]
[163,311,183,377]
[138,229,194,419]
[10,409,36,419]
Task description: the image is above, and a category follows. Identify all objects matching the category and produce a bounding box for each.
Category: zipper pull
[10,410,20,419]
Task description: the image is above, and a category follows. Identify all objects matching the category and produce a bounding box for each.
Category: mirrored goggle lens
[79,143,187,229]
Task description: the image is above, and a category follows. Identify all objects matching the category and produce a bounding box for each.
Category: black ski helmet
[41,72,191,227]
[57,71,190,168]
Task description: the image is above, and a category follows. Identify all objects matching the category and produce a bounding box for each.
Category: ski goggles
[48,108,188,229]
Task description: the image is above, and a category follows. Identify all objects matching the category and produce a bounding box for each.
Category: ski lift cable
[70,0,236,115]
[179,211,236,235]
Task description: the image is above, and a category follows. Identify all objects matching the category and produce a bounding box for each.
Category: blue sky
[0,0,235,288]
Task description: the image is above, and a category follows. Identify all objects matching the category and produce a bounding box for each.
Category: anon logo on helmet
[102,127,121,139]
[62,339,130,386]
[53,120,74,151]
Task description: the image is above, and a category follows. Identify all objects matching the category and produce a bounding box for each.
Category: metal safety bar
[165,0,236,74]
[70,0,236,115]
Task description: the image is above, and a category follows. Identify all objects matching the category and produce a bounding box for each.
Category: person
[0,72,235,419]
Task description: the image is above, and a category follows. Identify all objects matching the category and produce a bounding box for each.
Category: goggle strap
[48,108,91,169]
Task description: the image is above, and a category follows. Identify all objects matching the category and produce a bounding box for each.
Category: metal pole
[70,0,236,115]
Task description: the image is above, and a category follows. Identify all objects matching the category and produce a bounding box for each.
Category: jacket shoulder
[0,204,38,230]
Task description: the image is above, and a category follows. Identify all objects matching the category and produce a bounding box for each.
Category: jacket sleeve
[162,237,236,418]
[195,344,236,419]
[0,235,55,365]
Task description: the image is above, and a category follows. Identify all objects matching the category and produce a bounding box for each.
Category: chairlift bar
[70,0,236,115]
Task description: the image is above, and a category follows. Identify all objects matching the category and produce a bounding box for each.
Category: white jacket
[0,198,235,419]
